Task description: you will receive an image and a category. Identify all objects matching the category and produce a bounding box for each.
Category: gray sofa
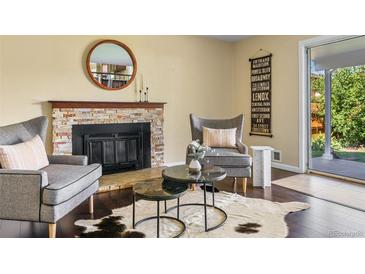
[0,116,102,237]
[186,114,252,193]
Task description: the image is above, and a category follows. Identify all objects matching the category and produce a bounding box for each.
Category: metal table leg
[212,182,215,207]
[165,182,227,232]
[132,194,186,238]
[203,182,208,232]
[164,200,167,213]
[157,201,160,238]
[177,197,180,219]
[132,193,136,228]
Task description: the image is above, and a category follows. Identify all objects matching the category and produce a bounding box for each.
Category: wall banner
[249,53,273,137]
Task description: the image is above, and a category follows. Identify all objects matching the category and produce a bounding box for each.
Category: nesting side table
[162,165,227,232]
[251,146,274,188]
[132,179,188,238]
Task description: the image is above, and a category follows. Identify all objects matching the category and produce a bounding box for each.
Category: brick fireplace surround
[49,101,166,167]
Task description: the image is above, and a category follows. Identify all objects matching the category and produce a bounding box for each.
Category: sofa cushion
[40,181,99,223]
[41,163,101,205]
[203,148,252,167]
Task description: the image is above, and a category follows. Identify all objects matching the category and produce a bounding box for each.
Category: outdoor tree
[311,65,365,148]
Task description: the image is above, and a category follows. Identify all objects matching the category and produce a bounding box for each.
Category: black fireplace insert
[72,123,151,174]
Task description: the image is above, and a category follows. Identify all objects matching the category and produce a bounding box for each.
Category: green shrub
[311,134,343,152]
[312,134,324,152]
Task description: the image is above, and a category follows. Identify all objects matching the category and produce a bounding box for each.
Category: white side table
[250,146,274,188]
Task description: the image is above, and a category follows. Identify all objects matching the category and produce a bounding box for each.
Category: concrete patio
[311,157,365,181]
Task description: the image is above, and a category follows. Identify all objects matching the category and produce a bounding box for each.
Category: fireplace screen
[72,123,151,174]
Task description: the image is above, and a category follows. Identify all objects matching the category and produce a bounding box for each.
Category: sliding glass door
[308,36,365,180]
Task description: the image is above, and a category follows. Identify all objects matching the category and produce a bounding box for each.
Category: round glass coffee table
[132,178,188,238]
[162,164,227,232]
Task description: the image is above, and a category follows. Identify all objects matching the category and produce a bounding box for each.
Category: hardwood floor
[0,168,364,238]
[99,166,166,192]
[273,174,365,211]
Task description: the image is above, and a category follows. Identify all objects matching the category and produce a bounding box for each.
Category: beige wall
[232,35,314,167]
[0,35,317,168]
[0,36,235,163]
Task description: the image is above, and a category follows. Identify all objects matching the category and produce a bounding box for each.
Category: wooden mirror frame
[86,40,137,91]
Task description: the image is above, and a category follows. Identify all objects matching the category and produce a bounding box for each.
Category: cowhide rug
[75,189,310,238]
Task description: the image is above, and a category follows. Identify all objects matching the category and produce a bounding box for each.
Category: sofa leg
[49,223,57,238]
[89,195,94,214]
[233,177,237,193]
[243,178,247,195]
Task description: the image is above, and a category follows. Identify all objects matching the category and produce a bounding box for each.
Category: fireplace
[50,101,165,169]
[72,123,151,174]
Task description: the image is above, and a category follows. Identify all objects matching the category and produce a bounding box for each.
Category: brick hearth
[49,101,166,167]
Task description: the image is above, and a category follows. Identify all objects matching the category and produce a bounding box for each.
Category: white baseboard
[271,162,303,173]
[165,160,303,174]
[164,161,185,167]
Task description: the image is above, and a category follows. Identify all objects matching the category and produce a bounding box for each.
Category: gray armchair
[186,114,252,193]
[0,116,102,237]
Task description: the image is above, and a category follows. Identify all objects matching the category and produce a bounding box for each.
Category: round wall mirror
[86,40,137,90]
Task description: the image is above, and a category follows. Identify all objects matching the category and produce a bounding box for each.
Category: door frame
[298,35,359,173]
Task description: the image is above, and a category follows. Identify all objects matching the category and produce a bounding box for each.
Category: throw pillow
[202,127,237,148]
[0,135,49,170]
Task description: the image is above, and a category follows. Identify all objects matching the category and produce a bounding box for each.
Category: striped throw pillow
[0,135,49,170]
[202,127,237,148]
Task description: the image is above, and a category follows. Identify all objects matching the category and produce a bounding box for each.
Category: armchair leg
[233,177,237,193]
[49,223,57,238]
[242,178,247,195]
[89,195,94,214]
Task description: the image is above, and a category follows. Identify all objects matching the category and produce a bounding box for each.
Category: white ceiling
[204,35,253,43]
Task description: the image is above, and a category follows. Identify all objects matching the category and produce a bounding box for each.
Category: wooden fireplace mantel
[48,101,166,109]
